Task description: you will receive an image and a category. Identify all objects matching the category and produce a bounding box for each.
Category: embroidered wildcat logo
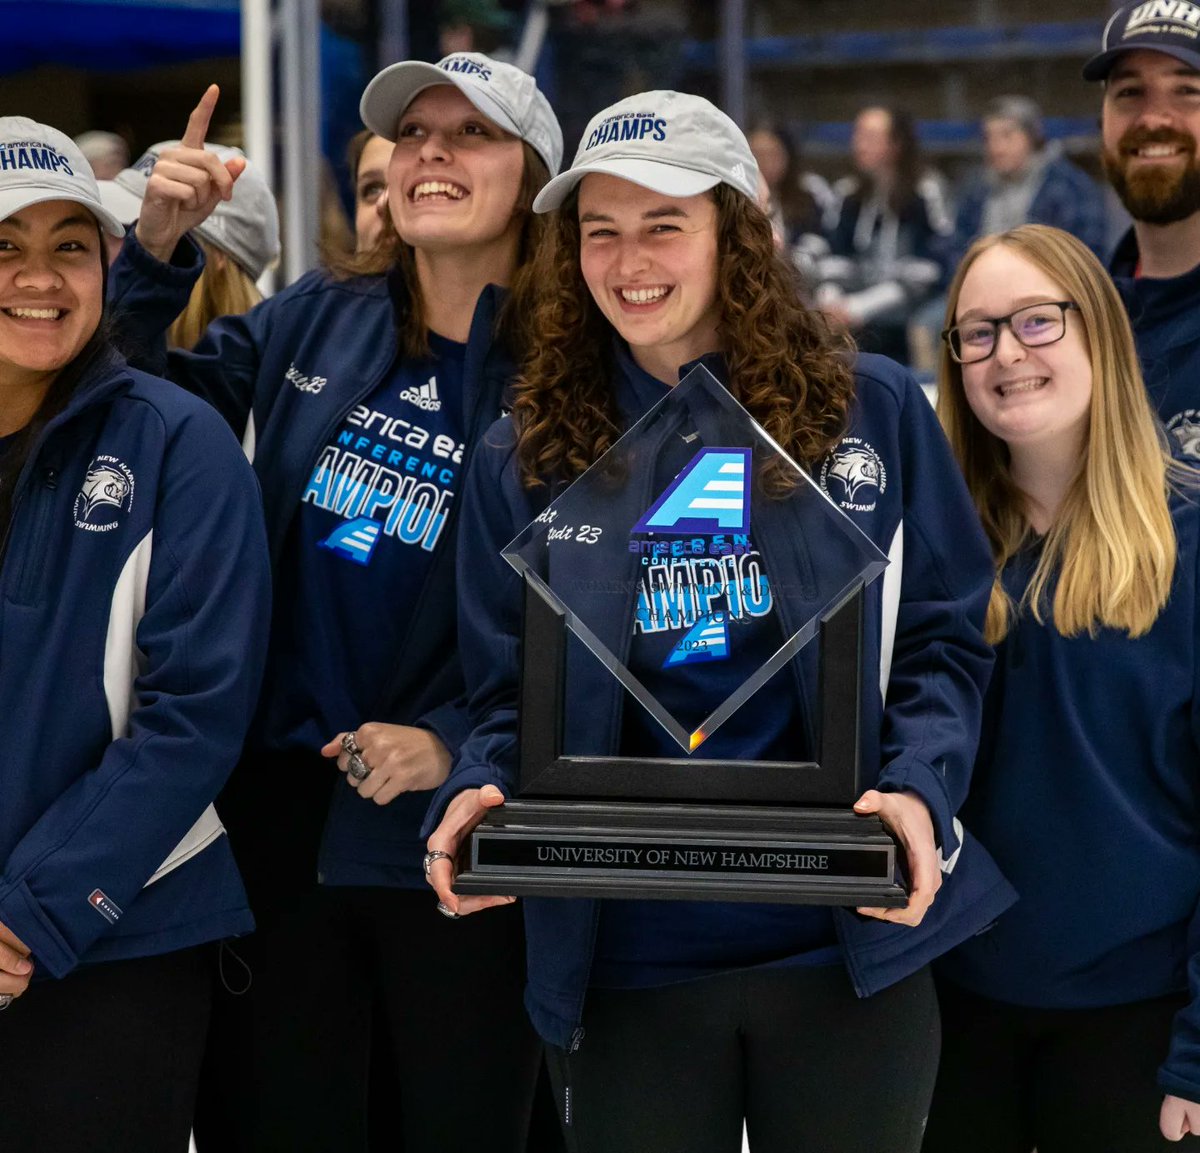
[74,457,135,532]
[820,438,887,513]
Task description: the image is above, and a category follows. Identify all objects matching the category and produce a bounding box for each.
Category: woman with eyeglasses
[923,224,1200,1151]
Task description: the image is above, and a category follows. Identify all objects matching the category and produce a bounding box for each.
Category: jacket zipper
[13,466,58,604]
[561,1026,585,1129]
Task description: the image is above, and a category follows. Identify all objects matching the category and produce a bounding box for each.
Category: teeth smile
[620,286,670,304]
[412,181,466,201]
[1134,145,1184,158]
[5,307,61,320]
[998,378,1047,397]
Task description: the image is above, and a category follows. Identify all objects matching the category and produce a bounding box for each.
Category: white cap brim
[0,187,125,237]
[97,180,143,227]
[360,61,522,142]
[533,158,720,214]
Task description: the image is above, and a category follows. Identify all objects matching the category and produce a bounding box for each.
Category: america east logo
[74,456,135,533]
[585,111,668,151]
[630,447,772,669]
[0,140,74,175]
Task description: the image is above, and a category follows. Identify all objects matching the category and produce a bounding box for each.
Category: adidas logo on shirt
[399,375,442,412]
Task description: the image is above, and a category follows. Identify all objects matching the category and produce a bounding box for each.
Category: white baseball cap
[0,117,125,236]
[360,52,563,176]
[533,91,759,214]
[102,142,280,279]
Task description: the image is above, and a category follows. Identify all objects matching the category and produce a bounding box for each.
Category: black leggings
[193,884,543,1153]
[0,947,210,1153]
[545,963,939,1153]
[923,978,1188,1153]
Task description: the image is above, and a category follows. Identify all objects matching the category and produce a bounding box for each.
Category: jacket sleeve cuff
[0,879,79,980]
[1159,1067,1200,1107]
[122,228,205,283]
[416,698,473,760]
[876,756,957,855]
[420,764,511,840]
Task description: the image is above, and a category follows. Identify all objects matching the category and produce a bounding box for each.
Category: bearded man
[1088,2,1200,450]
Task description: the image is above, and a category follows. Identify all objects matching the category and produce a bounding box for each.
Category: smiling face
[0,199,103,407]
[577,173,723,385]
[955,243,1092,456]
[1102,49,1200,225]
[386,84,527,256]
[354,133,394,252]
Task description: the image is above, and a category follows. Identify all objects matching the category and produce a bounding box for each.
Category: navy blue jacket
[950,155,1107,271]
[427,349,1017,1049]
[938,487,1200,1103]
[0,352,269,978]
[1111,230,1200,457]
[109,234,512,887]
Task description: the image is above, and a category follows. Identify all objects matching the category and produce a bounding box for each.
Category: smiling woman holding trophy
[425,90,1016,1153]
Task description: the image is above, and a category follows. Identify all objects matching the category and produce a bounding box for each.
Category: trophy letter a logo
[633,448,751,535]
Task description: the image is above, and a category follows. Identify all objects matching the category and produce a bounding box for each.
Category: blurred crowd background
[2,0,1123,375]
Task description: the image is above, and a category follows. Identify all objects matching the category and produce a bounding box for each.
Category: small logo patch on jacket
[88,889,122,924]
[73,456,135,532]
[820,438,887,513]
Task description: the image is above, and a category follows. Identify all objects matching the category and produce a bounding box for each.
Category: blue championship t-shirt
[590,357,840,988]
[256,332,466,752]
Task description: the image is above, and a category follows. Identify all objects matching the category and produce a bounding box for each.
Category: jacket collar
[1109,227,1200,353]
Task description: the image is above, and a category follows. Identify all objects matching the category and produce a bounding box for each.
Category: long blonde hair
[937,224,1176,642]
[168,240,262,350]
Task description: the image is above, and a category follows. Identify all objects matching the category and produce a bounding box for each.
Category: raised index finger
[182,84,220,150]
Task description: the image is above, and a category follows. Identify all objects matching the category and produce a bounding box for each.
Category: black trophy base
[455,800,908,907]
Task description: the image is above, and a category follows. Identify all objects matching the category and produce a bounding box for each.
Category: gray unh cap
[360,51,563,176]
[533,91,760,213]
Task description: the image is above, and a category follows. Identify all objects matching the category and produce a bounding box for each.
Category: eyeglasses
[942,301,1081,365]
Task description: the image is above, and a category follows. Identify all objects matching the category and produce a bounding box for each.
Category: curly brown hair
[512,182,856,487]
[323,142,549,361]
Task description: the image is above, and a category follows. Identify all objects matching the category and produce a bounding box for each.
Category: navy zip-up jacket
[0,352,269,978]
[938,487,1200,1104]
[1110,230,1200,455]
[427,348,1017,1049]
[109,233,511,887]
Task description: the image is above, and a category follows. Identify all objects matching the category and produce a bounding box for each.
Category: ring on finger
[341,731,363,757]
[0,993,13,1010]
[436,902,461,920]
[346,752,372,783]
[423,849,453,878]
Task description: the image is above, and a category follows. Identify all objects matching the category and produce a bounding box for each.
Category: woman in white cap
[107,54,562,1152]
[425,90,1015,1152]
[0,117,270,1150]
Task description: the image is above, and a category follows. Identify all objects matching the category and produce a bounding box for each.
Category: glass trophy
[454,365,906,906]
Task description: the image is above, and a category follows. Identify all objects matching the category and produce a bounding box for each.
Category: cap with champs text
[532,91,760,214]
[359,52,563,176]
[0,117,124,235]
[1084,1,1200,80]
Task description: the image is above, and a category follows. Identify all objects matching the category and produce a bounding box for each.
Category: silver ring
[436,901,461,920]
[346,752,371,783]
[423,849,453,877]
[341,731,363,757]
[0,993,14,1010]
